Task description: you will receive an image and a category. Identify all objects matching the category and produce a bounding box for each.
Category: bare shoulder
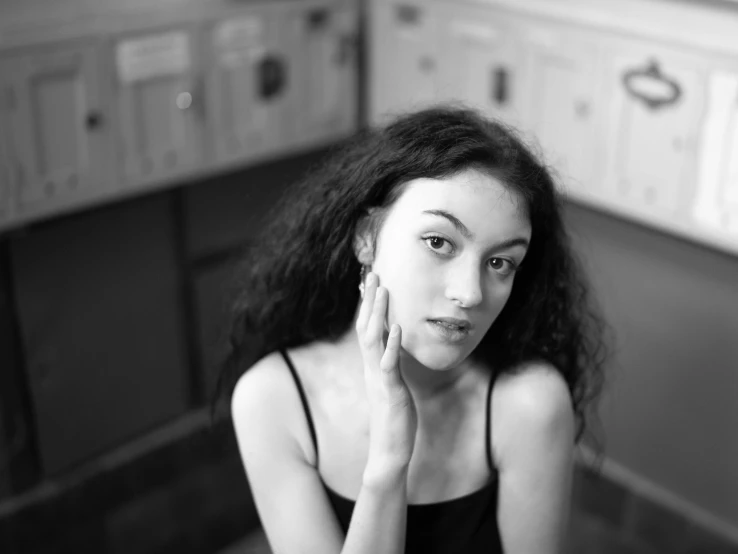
[231,345,332,467]
[231,351,296,460]
[492,362,575,466]
[231,350,291,421]
[230,348,346,552]
[231,342,328,408]
[495,362,573,421]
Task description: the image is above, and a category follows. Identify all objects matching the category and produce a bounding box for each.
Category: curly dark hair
[215,106,608,444]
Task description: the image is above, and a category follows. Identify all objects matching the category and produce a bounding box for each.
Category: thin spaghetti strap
[485,371,496,472]
[280,349,319,466]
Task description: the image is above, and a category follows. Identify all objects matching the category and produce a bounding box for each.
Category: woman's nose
[445,261,484,308]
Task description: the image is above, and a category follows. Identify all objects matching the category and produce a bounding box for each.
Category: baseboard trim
[577,447,738,546]
[0,408,211,518]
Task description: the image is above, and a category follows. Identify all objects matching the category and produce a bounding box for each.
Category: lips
[427,317,473,332]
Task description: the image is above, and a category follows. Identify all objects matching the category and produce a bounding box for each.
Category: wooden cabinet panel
[0,42,111,216]
[693,70,738,238]
[437,7,523,128]
[0,245,32,498]
[0,4,361,232]
[193,261,242,398]
[370,2,440,124]
[522,30,601,196]
[206,7,299,166]
[0,90,12,226]
[295,3,358,142]
[601,46,705,216]
[183,147,324,259]
[10,197,189,475]
[114,27,204,187]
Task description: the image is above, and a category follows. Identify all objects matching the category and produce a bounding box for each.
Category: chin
[402,341,473,371]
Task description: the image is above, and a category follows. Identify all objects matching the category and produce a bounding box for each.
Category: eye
[423,235,453,255]
[488,257,517,276]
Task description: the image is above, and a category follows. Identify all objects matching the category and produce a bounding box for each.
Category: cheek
[373,251,433,325]
[380,269,423,326]
[483,281,516,322]
[373,238,422,284]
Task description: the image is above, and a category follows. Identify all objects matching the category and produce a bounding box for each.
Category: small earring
[358,265,367,298]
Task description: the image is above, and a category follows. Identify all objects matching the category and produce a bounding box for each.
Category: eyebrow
[421,209,530,250]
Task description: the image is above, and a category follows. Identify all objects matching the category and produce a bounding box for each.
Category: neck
[396,348,470,401]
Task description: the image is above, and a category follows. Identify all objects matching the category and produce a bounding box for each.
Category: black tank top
[280,350,503,554]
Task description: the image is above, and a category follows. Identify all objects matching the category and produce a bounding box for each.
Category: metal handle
[176,92,193,111]
[258,55,287,100]
[177,76,205,118]
[492,67,509,105]
[85,111,104,130]
[419,56,435,73]
[574,99,590,119]
[622,59,681,110]
[396,4,420,24]
[307,8,330,30]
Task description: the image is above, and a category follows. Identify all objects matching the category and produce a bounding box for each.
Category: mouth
[427,317,473,332]
[426,318,473,342]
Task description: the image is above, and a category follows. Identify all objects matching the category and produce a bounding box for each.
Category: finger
[379,324,401,374]
[365,285,387,363]
[380,325,407,393]
[355,272,377,332]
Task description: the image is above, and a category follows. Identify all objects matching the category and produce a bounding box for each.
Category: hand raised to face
[355,272,418,474]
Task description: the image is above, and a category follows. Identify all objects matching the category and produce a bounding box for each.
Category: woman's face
[369,168,532,371]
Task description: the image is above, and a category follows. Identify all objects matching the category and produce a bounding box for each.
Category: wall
[0,147,330,553]
[565,201,738,535]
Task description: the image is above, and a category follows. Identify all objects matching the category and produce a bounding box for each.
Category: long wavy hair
[215,106,609,444]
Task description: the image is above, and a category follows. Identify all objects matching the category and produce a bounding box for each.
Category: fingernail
[366,272,375,286]
[390,324,399,337]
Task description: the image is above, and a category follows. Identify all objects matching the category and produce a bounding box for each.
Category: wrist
[362,458,409,492]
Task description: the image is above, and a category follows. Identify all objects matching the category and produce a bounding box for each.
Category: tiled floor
[567,512,658,554]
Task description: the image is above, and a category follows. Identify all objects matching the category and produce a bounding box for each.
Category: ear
[353,211,376,266]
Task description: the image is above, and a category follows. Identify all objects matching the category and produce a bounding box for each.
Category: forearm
[341,463,409,554]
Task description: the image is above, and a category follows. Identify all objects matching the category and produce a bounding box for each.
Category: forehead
[388,169,531,236]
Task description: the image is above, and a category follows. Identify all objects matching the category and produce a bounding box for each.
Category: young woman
[219,107,607,553]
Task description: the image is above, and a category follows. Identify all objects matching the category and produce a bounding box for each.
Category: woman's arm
[492,364,576,554]
[232,350,411,554]
[342,464,409,554]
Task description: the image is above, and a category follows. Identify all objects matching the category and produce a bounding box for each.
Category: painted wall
[564,202,738,530]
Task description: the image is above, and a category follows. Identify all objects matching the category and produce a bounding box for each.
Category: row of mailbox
[368,0,738,254]
[0,1,358,232]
